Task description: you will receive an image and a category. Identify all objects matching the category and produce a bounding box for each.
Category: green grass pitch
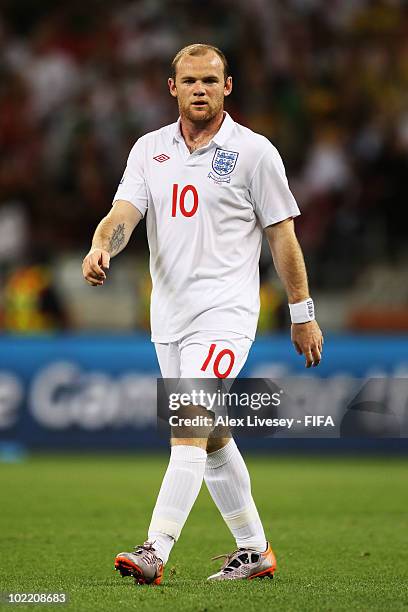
[1,453,407,611]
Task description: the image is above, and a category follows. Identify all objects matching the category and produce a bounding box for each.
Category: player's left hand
[291,320,323,368]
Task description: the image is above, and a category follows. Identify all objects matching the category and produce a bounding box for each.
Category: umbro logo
[153,153,170,163]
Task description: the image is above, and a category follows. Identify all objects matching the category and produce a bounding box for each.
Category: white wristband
[289,298,315,324]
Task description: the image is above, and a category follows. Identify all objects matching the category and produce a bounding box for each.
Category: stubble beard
[179,99,223,126]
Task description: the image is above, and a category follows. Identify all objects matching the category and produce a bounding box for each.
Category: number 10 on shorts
[201,343,235,378]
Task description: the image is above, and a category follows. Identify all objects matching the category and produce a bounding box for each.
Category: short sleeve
[112,139,149,217]
[249,142,300,228]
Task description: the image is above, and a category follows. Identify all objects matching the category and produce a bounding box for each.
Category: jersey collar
[173,112,235,148]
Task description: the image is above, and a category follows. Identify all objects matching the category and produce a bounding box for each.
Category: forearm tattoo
[109,223,125,255]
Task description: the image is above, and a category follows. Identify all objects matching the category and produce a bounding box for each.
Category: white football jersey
[113,112,300,343]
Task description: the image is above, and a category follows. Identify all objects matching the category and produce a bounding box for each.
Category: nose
[192,81,205,96]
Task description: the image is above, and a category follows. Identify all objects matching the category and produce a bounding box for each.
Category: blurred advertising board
[0,334,407,451]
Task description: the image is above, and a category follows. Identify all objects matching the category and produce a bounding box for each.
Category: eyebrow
[180,74,220,80]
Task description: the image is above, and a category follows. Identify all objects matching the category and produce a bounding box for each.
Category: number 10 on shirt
[171,184,199,217]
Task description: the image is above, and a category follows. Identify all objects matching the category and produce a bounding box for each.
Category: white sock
[204,439,266,551]
[148,445,207,563]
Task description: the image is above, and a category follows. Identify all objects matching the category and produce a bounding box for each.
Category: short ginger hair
[171,44,230,83]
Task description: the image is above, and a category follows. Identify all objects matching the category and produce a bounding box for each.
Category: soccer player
[82,44,323,584]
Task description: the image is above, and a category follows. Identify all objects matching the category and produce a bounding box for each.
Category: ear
[168,77,177,98]
[224,76,233,97]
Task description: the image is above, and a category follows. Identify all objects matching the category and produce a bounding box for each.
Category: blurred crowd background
[0,0,407,335]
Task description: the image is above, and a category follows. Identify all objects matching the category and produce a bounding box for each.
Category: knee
[206,436,232,454]
[170,404,214,443]
[171,437,208,450]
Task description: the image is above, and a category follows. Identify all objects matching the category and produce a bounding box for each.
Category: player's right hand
[82,248,110,286]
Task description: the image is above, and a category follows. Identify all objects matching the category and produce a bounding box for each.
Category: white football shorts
[154,330,252,379]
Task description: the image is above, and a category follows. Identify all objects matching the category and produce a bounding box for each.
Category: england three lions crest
[208,148,239,183]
